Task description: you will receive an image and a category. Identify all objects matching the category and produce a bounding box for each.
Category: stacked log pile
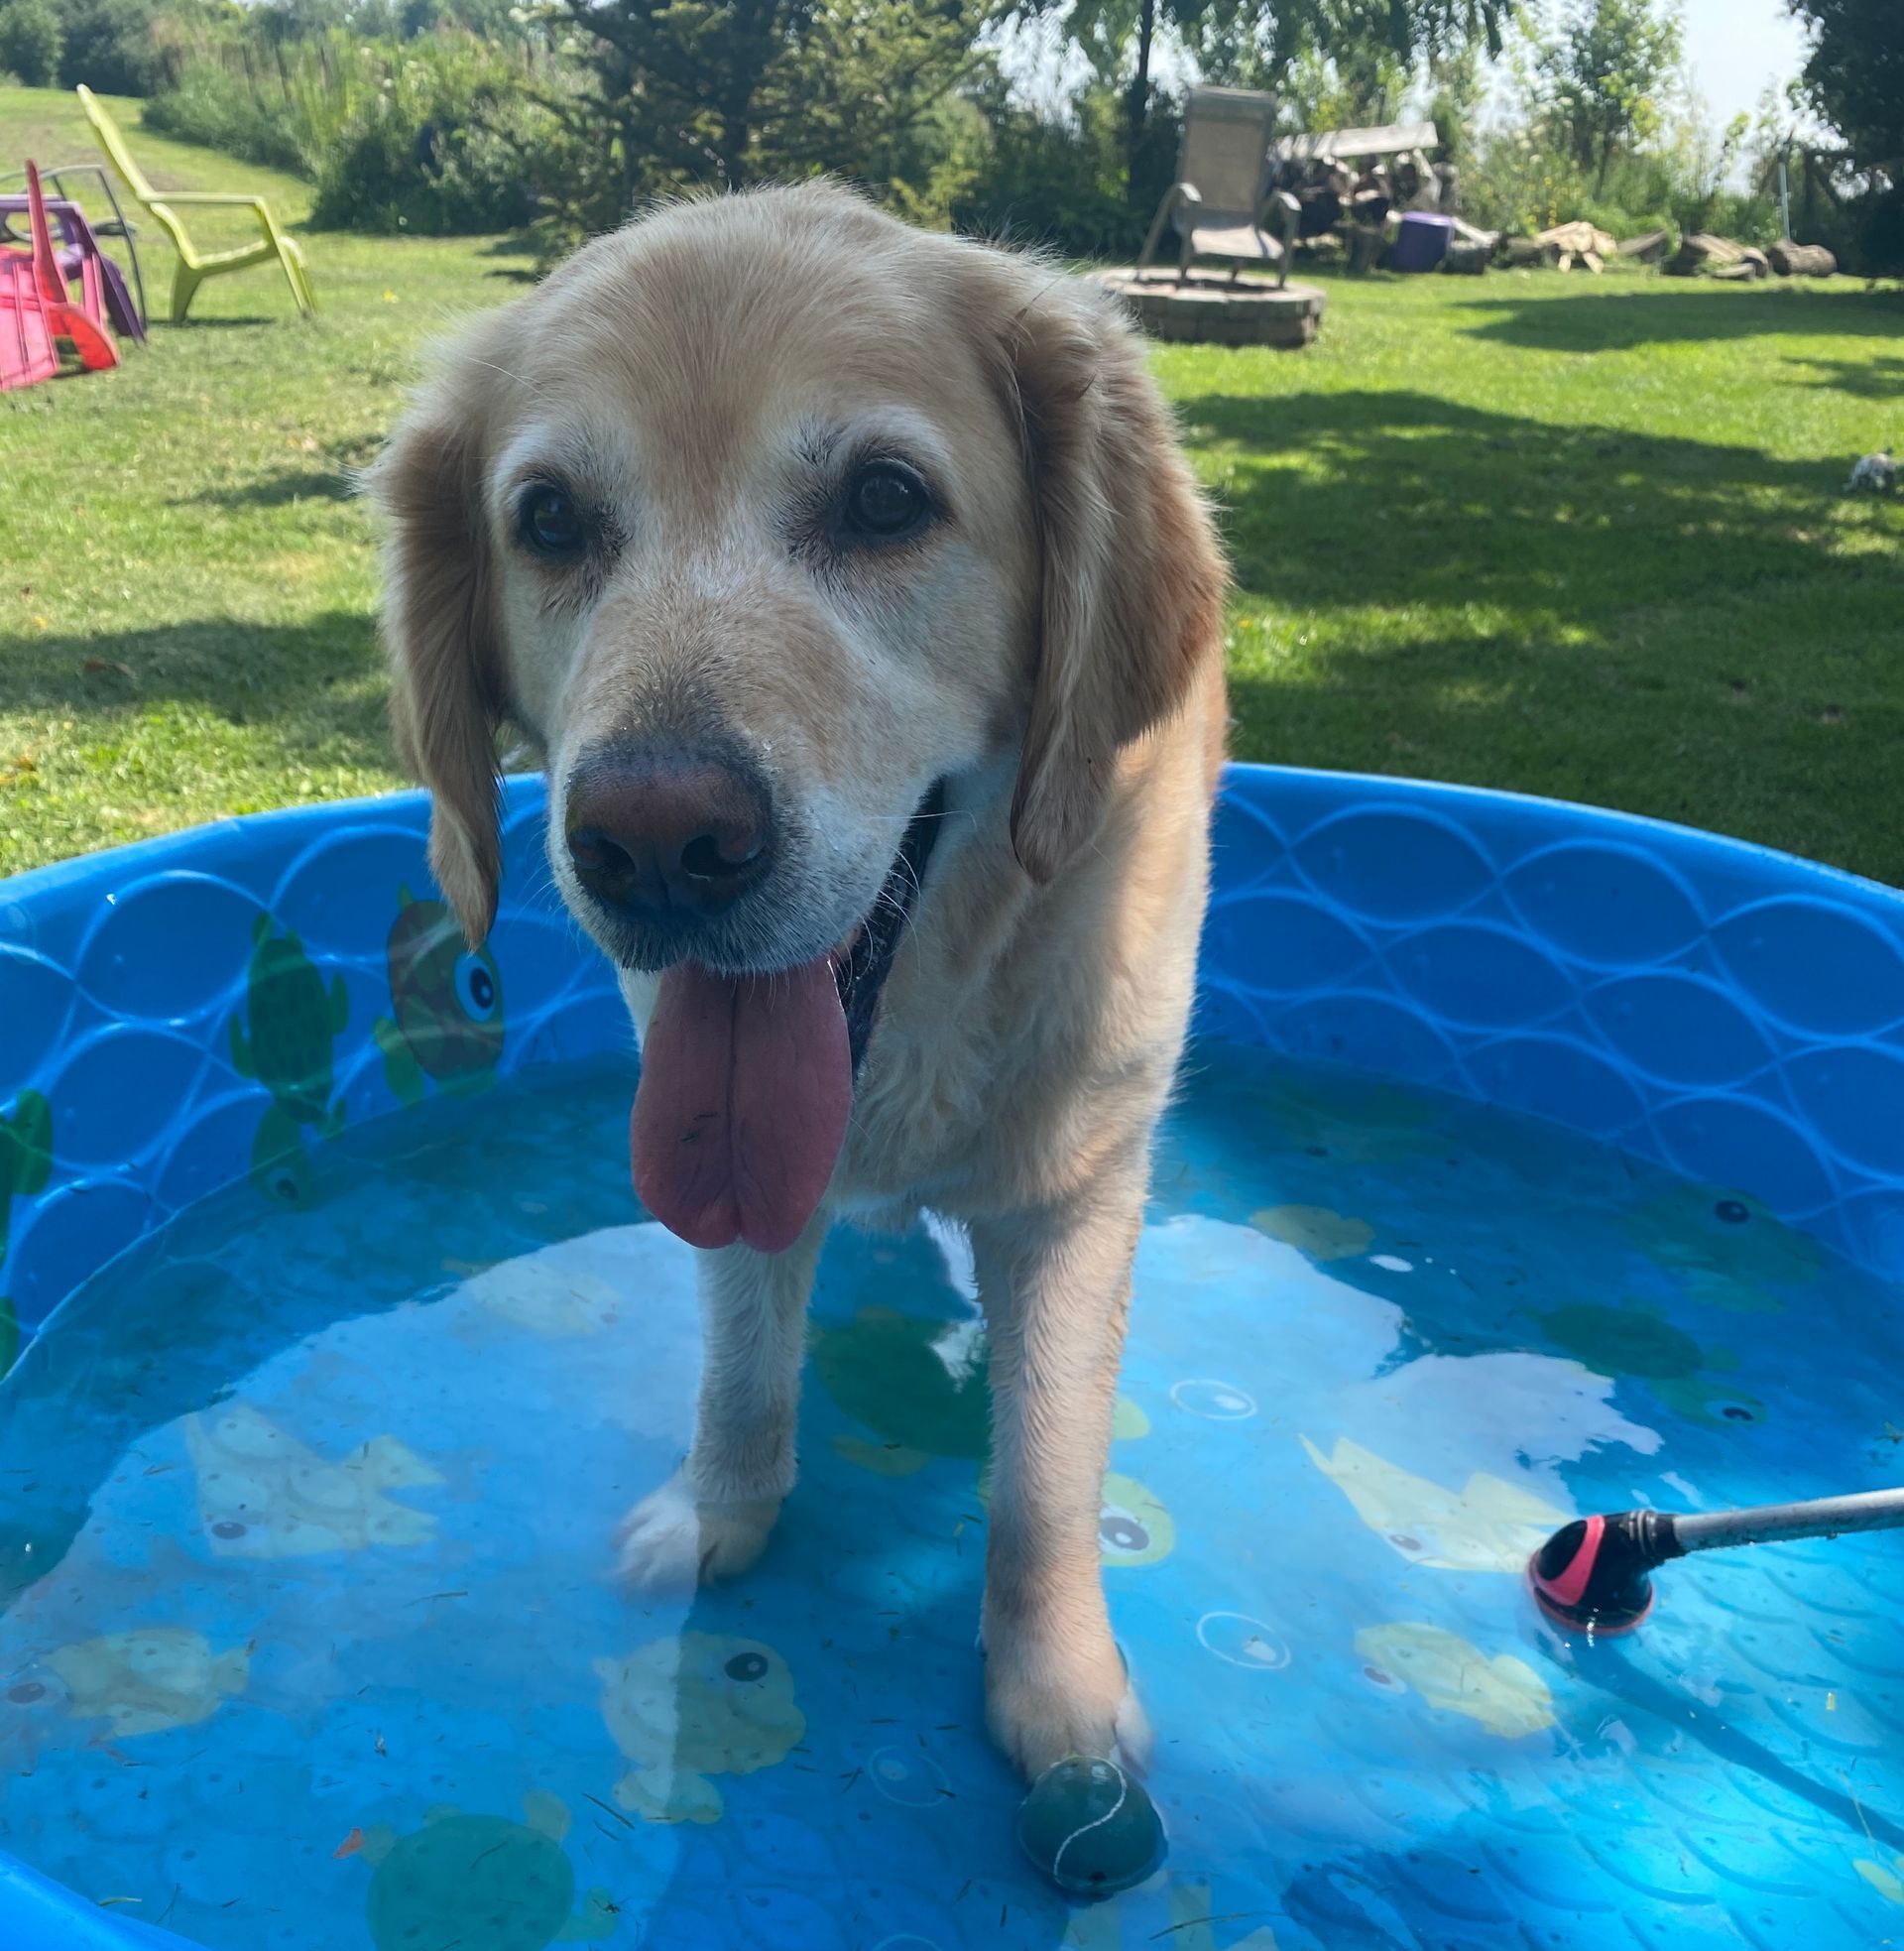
[1769,239,1838,277]
[1536,220,1619,271]
[1667,233,1835,280]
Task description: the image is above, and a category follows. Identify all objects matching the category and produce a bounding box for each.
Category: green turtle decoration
[372,886,506,1106]
[1537,1299,1765,1427]
[228,915,349,1202]
[809,1308,1178,1560]
[356,1792,617,1951]
[810,1306,992,1476]
[1,1089,53,1375]
[1621,1183,1825,1310]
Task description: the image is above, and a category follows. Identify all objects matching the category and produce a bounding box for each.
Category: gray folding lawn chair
[1137,85,1299,288]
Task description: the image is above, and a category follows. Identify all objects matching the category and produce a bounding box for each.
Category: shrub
[144,25,562,234]
[949,80,1181,261]
[56,0,157,94]
[142,52,312,174]
[0,0,64,86]
[308,42,554,233]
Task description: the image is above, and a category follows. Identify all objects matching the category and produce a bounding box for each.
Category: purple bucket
[1390,211,1453,273]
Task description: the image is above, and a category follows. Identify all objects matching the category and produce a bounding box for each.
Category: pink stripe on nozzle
[1534,1514,1604,1608]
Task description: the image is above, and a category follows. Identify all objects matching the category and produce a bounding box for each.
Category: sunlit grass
[4,84,1901,882]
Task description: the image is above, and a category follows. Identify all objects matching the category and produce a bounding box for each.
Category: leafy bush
[144,25,559,233]
[0,0,64,86]
[56,0,158,94]
[142,49,313,174]
[948,80,1181,260]
[308,41,555,233]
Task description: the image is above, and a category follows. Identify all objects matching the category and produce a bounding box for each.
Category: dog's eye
[519,484,585,557]
[841,460,932,542]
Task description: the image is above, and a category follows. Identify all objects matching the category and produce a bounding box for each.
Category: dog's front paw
[613,1473,781,1591]
[983,1617,1153,1782]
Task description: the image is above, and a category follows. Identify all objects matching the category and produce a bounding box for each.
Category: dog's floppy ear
[368,398,505,946]
[995,279,1227,882]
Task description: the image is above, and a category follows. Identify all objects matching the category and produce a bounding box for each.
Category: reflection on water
[1,1047,1901,1950]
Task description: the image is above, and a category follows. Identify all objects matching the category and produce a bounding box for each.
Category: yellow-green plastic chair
[77,86,314,323]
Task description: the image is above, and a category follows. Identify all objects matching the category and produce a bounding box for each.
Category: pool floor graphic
[2,766,1903,1947]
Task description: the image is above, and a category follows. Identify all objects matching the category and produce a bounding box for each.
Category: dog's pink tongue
[632,957,850,1255]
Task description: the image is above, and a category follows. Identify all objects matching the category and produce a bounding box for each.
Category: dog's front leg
[970,1176,1152,1780]
[615,1227,824,1590]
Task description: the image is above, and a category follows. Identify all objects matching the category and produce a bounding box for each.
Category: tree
[1066,0,1518,199]
[1539,0,1682,191]
[513,0,1004,243]
[56,0,160,95]
[1784,0,1903,269]
[0,0,64,85]
[1787,0,1902,180]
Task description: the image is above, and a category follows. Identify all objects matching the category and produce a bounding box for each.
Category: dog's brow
[492,424,628,507]
[794,423,843,469]
[811,409,959,495]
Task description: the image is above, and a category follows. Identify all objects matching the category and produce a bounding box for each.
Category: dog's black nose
[564,749,772,923]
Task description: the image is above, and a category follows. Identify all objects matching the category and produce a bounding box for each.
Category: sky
[1001,1,1820,131]
[1677,0,1811,127]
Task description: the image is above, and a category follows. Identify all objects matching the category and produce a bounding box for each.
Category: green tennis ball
[1015,1756,1166,1899]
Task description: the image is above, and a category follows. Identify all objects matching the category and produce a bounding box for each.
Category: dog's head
[371,183,1226,972]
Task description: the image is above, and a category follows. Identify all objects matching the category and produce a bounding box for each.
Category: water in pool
[2,1046,1901,1951]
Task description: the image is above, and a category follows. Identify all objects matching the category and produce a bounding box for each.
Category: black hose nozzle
[1530,1486,1904,1638]
[1528,1509,1684,1635]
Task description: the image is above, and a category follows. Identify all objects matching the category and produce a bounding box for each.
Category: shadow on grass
[1451,284,1904,351]
[152,319,289,335]
[186,466,354,508]
[1192,389,1901,879]
[1789,351,1904,400]
[1193,388,1853,627]
[477,229,542,282]
[180,434,380,509]
[0,611,392,755]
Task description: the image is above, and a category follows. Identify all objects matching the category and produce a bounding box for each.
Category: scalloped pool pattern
[2,780,625,1345]
[7,769,1904,1351]
[1198,773,1904,1280]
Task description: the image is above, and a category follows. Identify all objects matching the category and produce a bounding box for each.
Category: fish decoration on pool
[595,1632,804,1823]
[811,1305,1177,1567]
[447,1247,625,1340]
[1099,1470,1175,1569]
[229,915,349,1202]
[40,1626,251,1737]
[373,887,506,1107]
[1251,1203,1373,1263]
[1354,1622,1555,1738]
[186,1404,443,1556]
[1251,1068,1450,1165]
[0,1088,53,1376]
[968,1396,1175,1568]
[1098,1399,1174,1568]
[1299,1434,1569,1573]
[1856,1857,1904,1907]
[349,1792,619,1951]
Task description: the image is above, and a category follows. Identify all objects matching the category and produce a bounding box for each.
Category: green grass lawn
[4,85,1903,884]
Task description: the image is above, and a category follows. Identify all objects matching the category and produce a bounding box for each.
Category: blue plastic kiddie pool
[2,764,1902,1950]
